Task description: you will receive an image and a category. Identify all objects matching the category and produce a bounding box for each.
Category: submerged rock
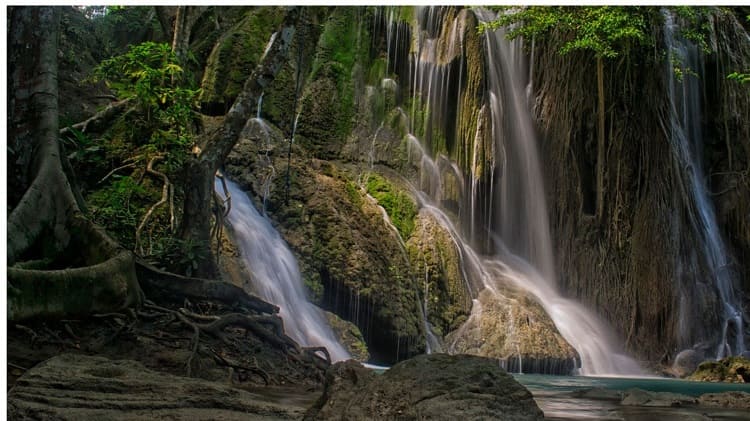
[8,354,308,420]
[621,388,698,407]
[305,353,544,420]
[698,391,750,410]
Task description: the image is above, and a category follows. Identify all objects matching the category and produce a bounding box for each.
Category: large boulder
[305,353,544,420]
[446,289,579,374]
[8,354,309,420]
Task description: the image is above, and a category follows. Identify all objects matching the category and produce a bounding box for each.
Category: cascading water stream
[217,178,350,362]
[392,7,645,375]
[663,11,746,359]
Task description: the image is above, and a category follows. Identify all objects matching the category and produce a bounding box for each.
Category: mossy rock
[689,356,750,383]
[224,148,425,364]
[199,7,284,111]
[325,311,370,362]
[406,211,472,337]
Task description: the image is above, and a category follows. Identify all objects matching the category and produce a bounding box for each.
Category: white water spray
[217,178,350,362]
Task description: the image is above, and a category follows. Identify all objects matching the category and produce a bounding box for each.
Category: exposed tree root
[135,154,172,255]
[8,8,141,322]
[135,259,278,315]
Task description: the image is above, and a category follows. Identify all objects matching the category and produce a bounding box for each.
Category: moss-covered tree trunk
[178,6,299,278]
[7,6,140,321]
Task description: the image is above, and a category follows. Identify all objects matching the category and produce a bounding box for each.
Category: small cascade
[217,178,350,362]
[248,93,275,213]
[664,11,746,358]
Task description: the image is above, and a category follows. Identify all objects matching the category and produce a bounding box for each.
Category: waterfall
[664,11,746,359]
[217,178,351,362]
[390,7,644,375]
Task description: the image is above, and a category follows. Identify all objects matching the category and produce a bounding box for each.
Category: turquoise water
[514,374,750,420]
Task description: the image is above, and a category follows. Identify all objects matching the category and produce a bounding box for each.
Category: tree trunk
[596,55,606,221]
[178,6,300,277]
[7,6,140,321]
[171,6,208,66]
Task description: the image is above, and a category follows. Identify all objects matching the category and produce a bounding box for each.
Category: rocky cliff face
[531,9,750,363]
[204,5,749,369]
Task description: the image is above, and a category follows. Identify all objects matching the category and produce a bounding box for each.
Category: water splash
[217,177,350,362]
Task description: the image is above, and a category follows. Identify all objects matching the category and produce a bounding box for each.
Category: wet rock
[325,311,370,362]
[621,388,698,407]
[671,349,705,378]
[571,387,624,401]
[406,211,472,337]
[8,354,306,420]
[698,391,750,410]
[688,356,750,383]
[305,353,544,420]
[446,289,579,375]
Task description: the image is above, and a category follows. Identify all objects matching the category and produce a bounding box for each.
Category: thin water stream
[217,177,350,362]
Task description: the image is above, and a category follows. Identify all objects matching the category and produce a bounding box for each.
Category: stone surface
[406,211,472,338]
[689,356,750,383]
[8,354,309,420]
[305,353,544,420]
[698,391,750,410]
[446,289,579,374]
[670,349,705,378]
[621,388,698,407]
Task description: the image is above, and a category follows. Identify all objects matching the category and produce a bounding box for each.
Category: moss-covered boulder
[446,288,579,374]
[406,211,472,338]
[689,356,750,383]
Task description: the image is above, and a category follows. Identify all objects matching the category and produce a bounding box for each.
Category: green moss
[345,180,364,209]
[200,7,284,105]
[367,57,388,85]
[366,174,417,239]
[689,356,750,383]
[297,7,371,157]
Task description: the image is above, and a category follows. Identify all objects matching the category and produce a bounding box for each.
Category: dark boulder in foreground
[305,353,544,420]
[8,353,307,420]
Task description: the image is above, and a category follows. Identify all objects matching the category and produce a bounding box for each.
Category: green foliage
[155,237,210,277]
[672,6,713,53]
[366,174,417,239]
[62,127,103,164]
[728,71,750,84]
[90,41,199,171]
[484,6,651,59]
[88,175,148,248]
[92,42,200,127]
